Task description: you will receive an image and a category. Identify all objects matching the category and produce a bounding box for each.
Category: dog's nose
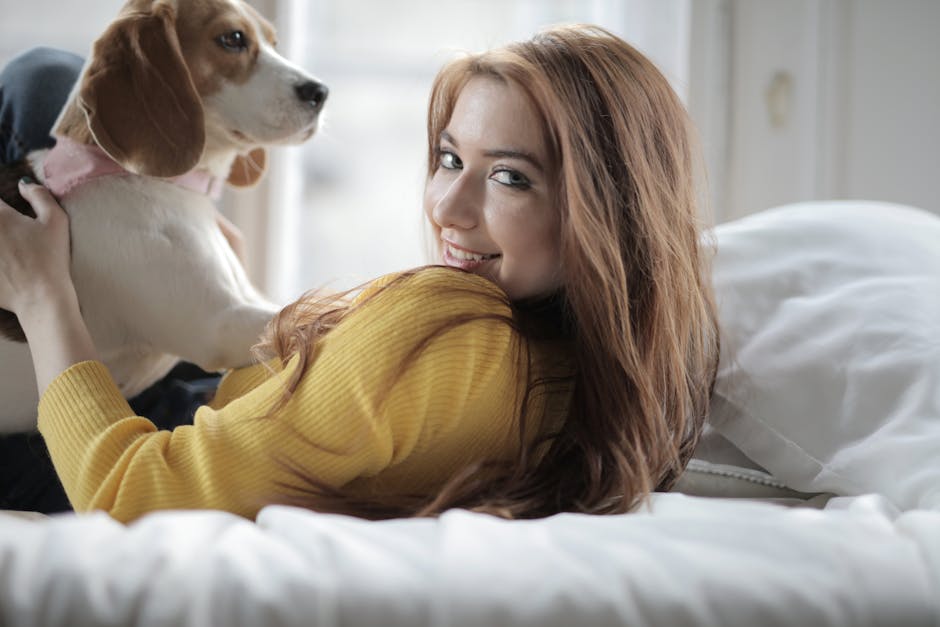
[295,81,328,110]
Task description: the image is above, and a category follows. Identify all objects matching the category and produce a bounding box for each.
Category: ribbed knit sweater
[37,268,570,523]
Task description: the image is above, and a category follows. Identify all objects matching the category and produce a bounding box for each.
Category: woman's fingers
[0,178,74,313]
[13,178,70,249]
[18,177,67,224]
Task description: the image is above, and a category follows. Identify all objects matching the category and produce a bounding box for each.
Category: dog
[0,0,327,433]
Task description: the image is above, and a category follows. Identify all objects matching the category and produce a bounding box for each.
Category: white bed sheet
[1,493,938,627]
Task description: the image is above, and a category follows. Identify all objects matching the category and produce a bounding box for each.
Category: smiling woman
[425,77,561,300]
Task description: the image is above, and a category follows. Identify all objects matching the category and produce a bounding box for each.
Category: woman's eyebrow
[483,149,544,173]
[440,130,544,173]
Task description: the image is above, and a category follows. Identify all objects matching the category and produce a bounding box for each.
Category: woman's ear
[79,2,205,178]
[227,148,268,188]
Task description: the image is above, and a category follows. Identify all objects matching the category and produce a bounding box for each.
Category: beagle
[0,0,327,433]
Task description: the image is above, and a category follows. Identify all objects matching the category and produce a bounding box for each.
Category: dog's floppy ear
[79,2,204,177]
[227,148,268,188]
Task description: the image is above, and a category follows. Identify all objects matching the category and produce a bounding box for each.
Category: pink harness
[42,135,224,200]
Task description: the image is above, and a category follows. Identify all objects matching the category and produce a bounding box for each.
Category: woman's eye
[217,31,249,52]
[439,150,462,170]
[492,169,531,189]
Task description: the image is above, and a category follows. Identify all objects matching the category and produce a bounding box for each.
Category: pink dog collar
[42,136,224,201]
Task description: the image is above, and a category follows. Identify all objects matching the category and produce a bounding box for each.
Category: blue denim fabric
[1,48,222,513]
[0,47,83,164]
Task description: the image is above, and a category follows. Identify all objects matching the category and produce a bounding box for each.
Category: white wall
[0,1,122,67]
[838,0,940,214]
[689,0,940,222]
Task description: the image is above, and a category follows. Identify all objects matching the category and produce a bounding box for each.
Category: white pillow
[706,201,940,511]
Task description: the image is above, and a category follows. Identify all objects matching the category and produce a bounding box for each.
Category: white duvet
[1,494,939,627]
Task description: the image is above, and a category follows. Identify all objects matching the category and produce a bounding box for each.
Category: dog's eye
[217,31,249,52]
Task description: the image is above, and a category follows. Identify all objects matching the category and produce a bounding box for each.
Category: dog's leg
[170,225,282,371]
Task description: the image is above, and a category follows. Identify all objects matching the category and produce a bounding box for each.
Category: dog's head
[72,0,326,187]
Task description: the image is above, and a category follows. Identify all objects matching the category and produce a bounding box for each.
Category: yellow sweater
[38,268,570,523]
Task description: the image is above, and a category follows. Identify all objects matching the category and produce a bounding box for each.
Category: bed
[2,200,939,626]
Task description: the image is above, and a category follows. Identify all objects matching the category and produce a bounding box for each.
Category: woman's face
[424,76,562,300]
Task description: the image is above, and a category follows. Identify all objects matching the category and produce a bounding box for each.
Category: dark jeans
[0,47,82,162]
[0,48,222,513]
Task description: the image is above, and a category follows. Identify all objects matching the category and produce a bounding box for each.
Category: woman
[0,25,718,522]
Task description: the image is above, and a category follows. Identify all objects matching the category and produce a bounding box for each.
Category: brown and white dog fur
[0,0,326,433]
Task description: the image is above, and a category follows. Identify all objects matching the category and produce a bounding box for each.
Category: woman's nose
[431,175,480,230]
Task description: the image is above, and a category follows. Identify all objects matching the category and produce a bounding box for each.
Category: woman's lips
[442,241,500,270]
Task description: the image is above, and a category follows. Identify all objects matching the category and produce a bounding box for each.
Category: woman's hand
[0,178,99,393]
[0,179,75,314]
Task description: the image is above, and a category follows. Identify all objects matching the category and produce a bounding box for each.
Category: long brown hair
[255,24,718,518]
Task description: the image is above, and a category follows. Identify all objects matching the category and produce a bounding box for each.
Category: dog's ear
[227,148,268,188]
[79,2,204,177]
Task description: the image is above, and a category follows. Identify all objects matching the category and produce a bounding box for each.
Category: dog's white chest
[0,163,277,433]
[67,177,224,394]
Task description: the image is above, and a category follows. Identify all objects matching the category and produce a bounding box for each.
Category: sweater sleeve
[37,268,520,522]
